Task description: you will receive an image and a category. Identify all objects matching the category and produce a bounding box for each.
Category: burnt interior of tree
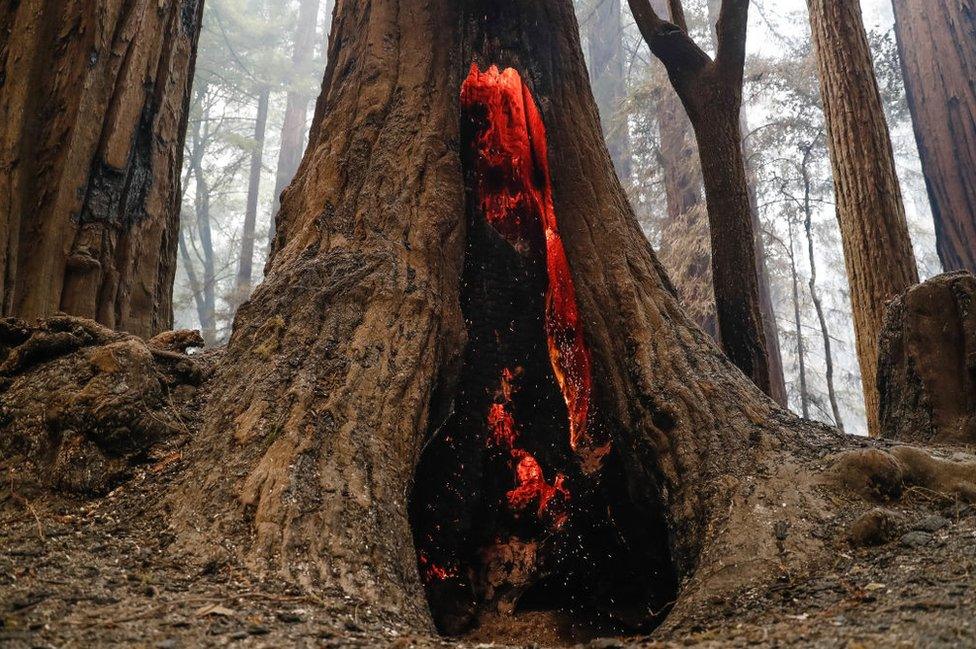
[409,64,677,645]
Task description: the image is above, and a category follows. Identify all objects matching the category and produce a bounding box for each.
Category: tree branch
[714,0,750,84]
[667,0,688,32]
[627,0,711,85]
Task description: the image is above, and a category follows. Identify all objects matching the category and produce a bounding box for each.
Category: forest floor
[1,429,974,648]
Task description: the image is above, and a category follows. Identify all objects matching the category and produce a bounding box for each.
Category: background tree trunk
[268,0,327,246]
[806,0,919,436]
[234,88,271,308]
[185,92,219,345]
[587,0,633,184]
[0,0,204,337]
[705,0,788,407]
[787,222,811,419]
[628,0,773,399]
[649,0,717,341]
[891,0,976,275]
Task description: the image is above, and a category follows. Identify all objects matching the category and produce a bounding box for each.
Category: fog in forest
[175,0,940,436]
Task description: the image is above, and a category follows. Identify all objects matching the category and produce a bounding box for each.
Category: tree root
[0,317,207,496]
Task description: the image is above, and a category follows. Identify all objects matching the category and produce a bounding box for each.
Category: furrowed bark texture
[878,271,976,445]
[806,0,919,436]
[166,0,893,635]
[892,0,976,275]
[0,0,204,337]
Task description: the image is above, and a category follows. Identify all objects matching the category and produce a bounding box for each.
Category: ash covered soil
[2,434,974,649]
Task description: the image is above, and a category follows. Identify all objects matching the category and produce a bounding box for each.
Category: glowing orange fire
[419,552,457,582]
[486,368,569,526]
[460,64,605,464]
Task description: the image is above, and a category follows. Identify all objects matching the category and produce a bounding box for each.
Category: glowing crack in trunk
[460,64,607,467]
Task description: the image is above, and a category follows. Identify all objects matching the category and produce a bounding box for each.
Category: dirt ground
[2,425,974,649]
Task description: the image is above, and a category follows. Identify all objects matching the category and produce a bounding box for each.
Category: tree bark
[0,0,204,337]
[587,0,633,184]
[234,88,271,308]
[891,0,976,275]
[878,271,976,446]
[268,0,327,246]
[4,0,976,643]
[806,0,920,436]
[154,0,937,635]
[627,0,773,399]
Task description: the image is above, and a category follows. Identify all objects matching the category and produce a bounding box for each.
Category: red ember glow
[507,451,570,526]
[419,552,457,582]
[485,368,569,526]
[460,64,605,464]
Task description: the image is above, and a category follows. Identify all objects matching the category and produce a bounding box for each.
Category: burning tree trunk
[131,0,976,641]
[891,0,976,275]
[806,0,920,436]
[0,0,204,338]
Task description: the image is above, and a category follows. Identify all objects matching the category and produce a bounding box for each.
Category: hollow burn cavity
[409,64,676,645]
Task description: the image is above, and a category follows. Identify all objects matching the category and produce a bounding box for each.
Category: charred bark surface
[892,0,976,275]
[806,0,919,436]
[878,272,976,446]
[0,0,204,337]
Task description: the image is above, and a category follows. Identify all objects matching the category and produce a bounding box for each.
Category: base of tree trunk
[3,318,975,647]
[878,271,976,446]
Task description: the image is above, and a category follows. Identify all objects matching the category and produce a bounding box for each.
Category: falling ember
[486,368,569,526]
[419,552,457,582]
[460,64,606,465]
[507,451,570,526]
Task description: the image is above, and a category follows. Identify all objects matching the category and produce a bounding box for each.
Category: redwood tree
[4,0,973,643]
[0,0,204,337]
[806,0,919,436]
[891,0,976,275]
[156,0,945,634]
[627,0,773,399]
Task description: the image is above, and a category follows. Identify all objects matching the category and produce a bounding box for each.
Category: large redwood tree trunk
[891,0,976,275]
[3,1,975,644]
[806,0,919,436]
[0,0,204,337]
[153,0,928,635]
